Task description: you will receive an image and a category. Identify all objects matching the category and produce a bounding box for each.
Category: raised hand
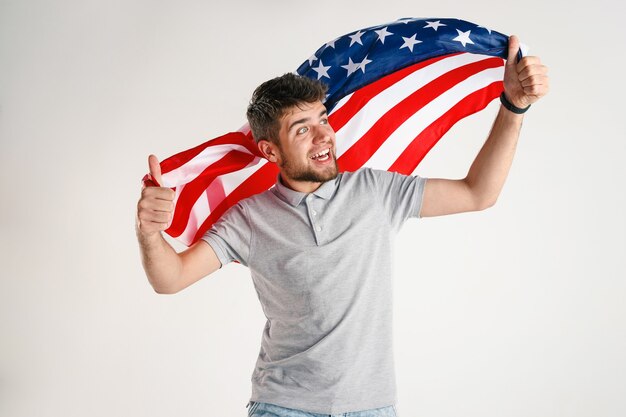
[503,35,550,109]
[136,155,175,236]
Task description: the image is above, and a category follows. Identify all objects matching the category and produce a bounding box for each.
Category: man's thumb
[506,35,520,68]
[148,154,163,187]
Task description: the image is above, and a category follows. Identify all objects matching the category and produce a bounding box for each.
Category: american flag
[147,18,515,246]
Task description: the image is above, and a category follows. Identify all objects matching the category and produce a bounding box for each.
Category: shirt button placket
[307,195,323,243]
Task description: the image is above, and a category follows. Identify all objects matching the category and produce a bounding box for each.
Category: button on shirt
[202,168,426,415]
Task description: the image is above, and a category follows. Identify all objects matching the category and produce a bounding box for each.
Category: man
[136,35,548,417]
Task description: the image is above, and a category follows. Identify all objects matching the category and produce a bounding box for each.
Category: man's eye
[297,126,309,134]
[320,118,328,125]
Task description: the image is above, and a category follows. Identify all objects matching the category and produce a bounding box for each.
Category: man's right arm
[136,155,221,294]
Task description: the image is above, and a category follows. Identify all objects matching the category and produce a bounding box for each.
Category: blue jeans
[246,401,398,417]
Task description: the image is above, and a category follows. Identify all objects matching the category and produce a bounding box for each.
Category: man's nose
[311,125,331,143]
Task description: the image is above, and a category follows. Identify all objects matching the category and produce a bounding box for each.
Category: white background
[1,1,625,416]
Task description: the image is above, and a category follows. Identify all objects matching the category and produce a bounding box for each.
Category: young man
[136,36,548,416]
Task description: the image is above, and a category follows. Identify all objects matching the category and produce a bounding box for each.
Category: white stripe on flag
[365,66,504,169]
[177,157,268,245]
[220,157,268,195]
[162,144,254,187]
[334,53,493,157]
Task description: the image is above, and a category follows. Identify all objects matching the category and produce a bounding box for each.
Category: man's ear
[257,139,279,163]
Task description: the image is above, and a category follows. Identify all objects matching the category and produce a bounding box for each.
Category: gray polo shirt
[202,167,426,414]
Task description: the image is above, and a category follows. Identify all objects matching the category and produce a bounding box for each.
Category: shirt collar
[273,174,340,207]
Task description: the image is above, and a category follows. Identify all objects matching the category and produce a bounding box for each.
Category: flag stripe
[162,143,255,187]
[175,157,268,242]
[337,56,503,172]
[191,162,280,243]
[160,132,258,185]
[327,53,453,132]
[333,53,496,159]
[365,66,504,169]
[389,81,503,174]
[167,150,257,237]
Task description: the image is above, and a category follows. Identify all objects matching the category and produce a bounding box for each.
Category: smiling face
[257,100,338,193]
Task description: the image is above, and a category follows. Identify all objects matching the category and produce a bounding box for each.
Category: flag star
[312,60,331,80]
[399,34,422,53]
[358,56,372,73]
[374,26,393,44]
[349,30,365,46]
[396,17,415,24]
[341,57,361,76]
[325,38,338,49]
[423,20,446,31]
[453,29,474,47]
[308,54,318,65]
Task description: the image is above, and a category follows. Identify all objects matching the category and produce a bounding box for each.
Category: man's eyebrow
[287,109,328,133]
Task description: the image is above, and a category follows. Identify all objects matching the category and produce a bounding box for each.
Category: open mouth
[310,148,331,162]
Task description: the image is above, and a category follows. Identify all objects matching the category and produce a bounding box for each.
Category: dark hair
[246,73,328,144]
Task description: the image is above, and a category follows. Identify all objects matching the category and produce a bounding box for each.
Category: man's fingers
[137,195,175,212]
[516,57,544,76]
[517,63,548,82]
[141,186,175,202]
[137,196,174,232]
[148,154,164,187]
[139,210,172,224]
[521,74,549,88]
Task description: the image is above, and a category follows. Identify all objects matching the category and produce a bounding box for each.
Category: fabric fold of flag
[144,18,512,247]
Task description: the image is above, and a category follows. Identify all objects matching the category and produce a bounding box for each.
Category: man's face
[263,100,338,192]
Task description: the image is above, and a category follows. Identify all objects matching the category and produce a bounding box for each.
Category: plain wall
[1,0,624,416]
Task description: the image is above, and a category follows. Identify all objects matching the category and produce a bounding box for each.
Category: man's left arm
[420,35,549,218]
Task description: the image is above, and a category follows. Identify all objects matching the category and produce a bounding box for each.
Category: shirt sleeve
[201,202,252,267]
[368,168,427,230]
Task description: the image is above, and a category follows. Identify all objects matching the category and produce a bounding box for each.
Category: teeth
[311,149,330,159]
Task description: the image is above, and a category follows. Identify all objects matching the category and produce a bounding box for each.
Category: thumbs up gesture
[136,155,176,236]
[145,154,164,187]
[502,35,549,110]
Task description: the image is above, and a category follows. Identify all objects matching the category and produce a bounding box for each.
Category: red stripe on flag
[166,150,257,237]
[389,81,504,174]
[337,57,504,172]
[160,131,259,175]
[191,162,280,243]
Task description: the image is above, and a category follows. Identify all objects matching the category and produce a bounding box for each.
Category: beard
[278,150,339,183]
